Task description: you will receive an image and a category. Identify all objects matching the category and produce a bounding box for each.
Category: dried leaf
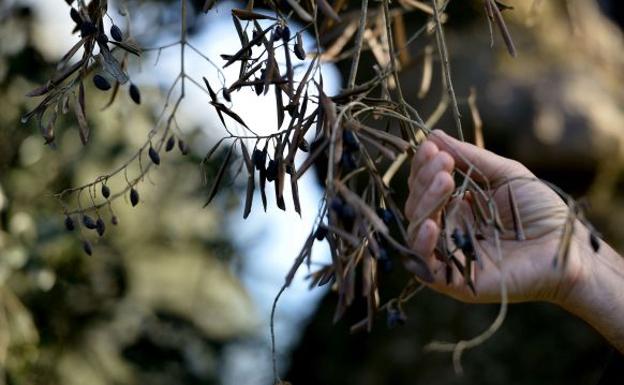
[204,141,236,207]
[74,83,89,145]
[202,0,217,13]
[232,8,277,20]
[317,0,341,22]
[97,43,129,84]
[285,0,314,22]
[241,142,255,219]
[223,25,272,68]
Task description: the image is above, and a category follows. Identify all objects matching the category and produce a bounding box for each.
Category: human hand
[404,130,584,305]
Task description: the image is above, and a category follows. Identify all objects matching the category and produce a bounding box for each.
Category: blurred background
[1,0,623,384]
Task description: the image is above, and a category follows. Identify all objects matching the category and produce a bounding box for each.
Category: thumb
[428,129,531,185]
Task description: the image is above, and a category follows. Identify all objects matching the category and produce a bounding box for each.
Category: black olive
[82,215,97,229]
[165,136,176,152]
[93,74,111,91]
[129,83,141,104]
[222,88,231,102]
[110,24,123,42]
[96,218,105,236]
[376,208,394,225]
[343,130,359,152]
[272,26,282,41]
[178,139,189,155]
[590,232,600,253]
[111,215,119,225]
[101,184,111,199]
[340,152,357,172]
[298,139,310,152]
[315,227,327,241]
[281,26,291,42]
[64,216,75,231]
[148,146,160,165]
[386,307,407,329]
[266,159,278,182]
[252,149,265,170]
[82,240,93,256]
[130,188,139,207]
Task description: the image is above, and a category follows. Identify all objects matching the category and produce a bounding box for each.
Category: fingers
[405,148,454,219]
[428,129,532,185]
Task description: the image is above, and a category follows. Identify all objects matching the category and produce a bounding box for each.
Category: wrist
[555,223,624,353]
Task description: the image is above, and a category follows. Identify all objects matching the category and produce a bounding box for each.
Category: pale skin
[405,129,624,354]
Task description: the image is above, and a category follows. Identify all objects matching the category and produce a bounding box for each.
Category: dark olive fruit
[70,8,82,25]
[254,81,263,95]
[165,136,176,152]
[178,139,189,155]
[266,159,278,182]
[101,184,111,199]
[96,33,109,45]
[252,30,262,46]
[110,24,123,42]
[82,215,97,229]
[129,83,141,104]
[342,130,359,152]
[111,215,119,225]
[386,307,407,329]
[298,139,310,152]
[82,240,93,256]
[315,227,327,241]
[281,26,291,42]
[96,218,105,236]
[272,26,282,41]
[64,216,75,231]
[148,146,160,165]
[252,149,265,170]
[590,232,600,253]
[294,33,306,60]
[377,248,393,272]
[222,87,231,102]
[451,228,473,254]
[130,188,139,207]
[330,197,355,222]
[93,74,111,91]
[376,208,394,225]
[340,152,357,172]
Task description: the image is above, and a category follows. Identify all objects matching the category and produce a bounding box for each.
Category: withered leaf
[203,140,236,207]
[97,43,129,84]
[213,102,249,128]
[203,76,217,102]
[74,83,89,145]
[202,0,217,13]
[291,169,301,216]
[232,8,277,20]
[223,25,273,68]
[317,0,341,22]
[241,141,255,219]
[285,0,314,22]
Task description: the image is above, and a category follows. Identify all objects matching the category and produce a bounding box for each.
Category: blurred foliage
[0,2,255,384]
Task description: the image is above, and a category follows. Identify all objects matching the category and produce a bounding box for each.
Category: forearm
[560,230,624,353]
